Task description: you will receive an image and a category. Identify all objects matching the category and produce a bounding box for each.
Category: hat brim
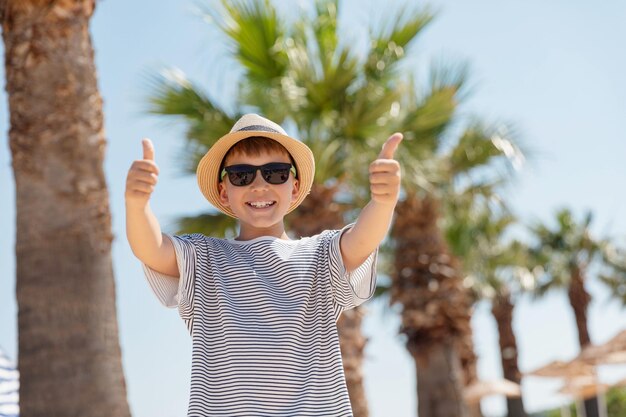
[196,130,315,219]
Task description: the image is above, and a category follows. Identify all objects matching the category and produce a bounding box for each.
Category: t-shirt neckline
[226,235,295,245]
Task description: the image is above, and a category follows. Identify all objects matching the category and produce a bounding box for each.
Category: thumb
[378,133,403,160]
[142,138,155,161]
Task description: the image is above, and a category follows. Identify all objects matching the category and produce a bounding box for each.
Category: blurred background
[1,0,625,416]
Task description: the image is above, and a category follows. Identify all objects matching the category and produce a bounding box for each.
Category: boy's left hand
[369,133,403,206]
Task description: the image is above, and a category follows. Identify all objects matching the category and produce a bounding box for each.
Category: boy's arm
[125,138,179,277]
[340,133,403,273]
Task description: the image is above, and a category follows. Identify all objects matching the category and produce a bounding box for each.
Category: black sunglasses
[220,162,297,187]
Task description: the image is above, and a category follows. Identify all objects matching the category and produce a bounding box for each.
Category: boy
[125,114,402,416]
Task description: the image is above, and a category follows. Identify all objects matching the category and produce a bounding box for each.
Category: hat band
[237,125,282,134]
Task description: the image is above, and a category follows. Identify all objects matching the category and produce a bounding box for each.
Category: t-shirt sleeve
[325,223,378,311]
[141,233,204,327]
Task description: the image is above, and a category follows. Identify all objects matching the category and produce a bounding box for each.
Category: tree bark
[413,341,468,417]
[568,268,598,417]
[2,0,131,416]
[337,307,369,417]
[492,291,527,417]
[457,328,482,417]
[568,268,591,348]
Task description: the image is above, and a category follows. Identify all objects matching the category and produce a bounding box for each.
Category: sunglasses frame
[220,162,297,187]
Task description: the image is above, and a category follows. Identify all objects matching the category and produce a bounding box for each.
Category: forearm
[340,200,395,272]
[125,202,168,265]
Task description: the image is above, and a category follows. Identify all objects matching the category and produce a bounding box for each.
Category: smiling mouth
[246,201,277,209]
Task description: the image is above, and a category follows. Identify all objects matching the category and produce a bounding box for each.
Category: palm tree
[528,208,624,417]
[0,1,131,416]
[450,204,531,417]
[388,105,524,416]
[392,192,472,417]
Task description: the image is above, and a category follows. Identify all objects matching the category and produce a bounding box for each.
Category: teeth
[247,201,275,208]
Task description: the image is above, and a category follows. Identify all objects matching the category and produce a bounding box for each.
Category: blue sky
[1,1,626,416]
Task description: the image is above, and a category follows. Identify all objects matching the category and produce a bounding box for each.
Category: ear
[218,182,230,207]
[291,178,300,203]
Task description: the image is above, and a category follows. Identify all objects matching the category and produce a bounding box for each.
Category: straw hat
[196,113,315,218]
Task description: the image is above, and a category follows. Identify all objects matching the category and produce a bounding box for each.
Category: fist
[125,138,160,207]
[369,133,403,205]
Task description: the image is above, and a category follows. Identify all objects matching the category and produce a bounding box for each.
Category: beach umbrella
[526,359,601,417]
[0,347,19,417]
[577,329,626,365]
[526,359,595,378]
[463,378,522,404]
[558,376,610,399]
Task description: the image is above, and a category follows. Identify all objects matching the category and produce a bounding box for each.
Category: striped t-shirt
[142,223,378,417]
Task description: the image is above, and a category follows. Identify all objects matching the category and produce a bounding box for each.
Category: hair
[220,136,297,178]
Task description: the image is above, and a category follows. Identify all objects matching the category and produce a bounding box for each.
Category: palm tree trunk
[458,331,483,417]
[337,307,369,417]
[492,291,527,417]
[413,341,468,417]
[391,195,471,417]
[288,184,370,417]
[568,267,599,417]
[2,1,131,416]
[568,268,591,347]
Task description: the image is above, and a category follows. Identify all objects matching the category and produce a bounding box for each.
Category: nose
[249,168,269,190]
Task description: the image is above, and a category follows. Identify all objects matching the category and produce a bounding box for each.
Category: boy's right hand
[125,138,160,207]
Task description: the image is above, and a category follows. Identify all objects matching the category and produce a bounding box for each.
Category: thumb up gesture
[125,138,160,207]
[369,133,403,206]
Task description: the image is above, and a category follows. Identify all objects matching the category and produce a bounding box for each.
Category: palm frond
[144,68,235,173]
[208,0,288,83]
[447,122,523,176]
[145,68,222,121]
[175,211,239,238]
[308,137,346,184]
[312,0,339,74]
[598,273,626,305]
[530,281,551,299]
[398,79,460,159]
[603,243,626,271]
[365,7,433,82]
[454,179,506,202]
[306,48,360,113]
[444,197,538,301]
[429,60,470,97]
[341,83,402,141]
[600,243,626,305]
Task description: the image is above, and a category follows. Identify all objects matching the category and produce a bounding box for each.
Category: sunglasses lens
[262,164,291,184]
[227,168,255,186]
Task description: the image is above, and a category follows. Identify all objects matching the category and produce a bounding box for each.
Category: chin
[248,217,281,228]
[247,213,288,229]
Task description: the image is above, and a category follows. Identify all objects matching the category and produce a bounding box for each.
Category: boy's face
[218,149,300,233]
